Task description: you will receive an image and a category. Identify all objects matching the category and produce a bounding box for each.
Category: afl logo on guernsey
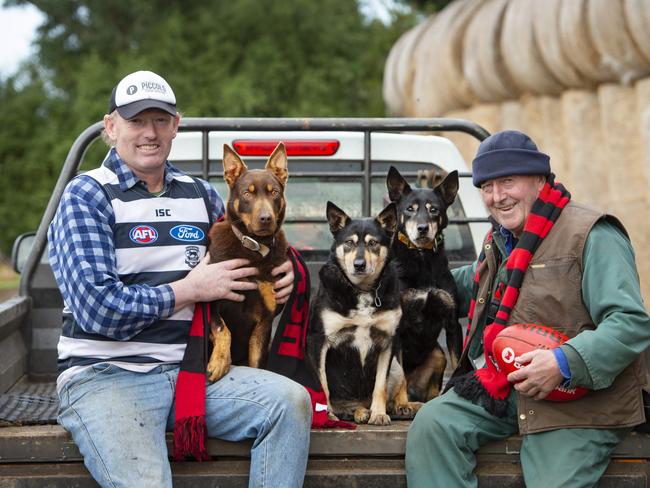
[170,225,205,242]
[129,225,158,244]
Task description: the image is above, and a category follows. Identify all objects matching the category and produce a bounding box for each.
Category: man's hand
[507,349,564,400]
[171,256,258,311]
[272,258,295,305]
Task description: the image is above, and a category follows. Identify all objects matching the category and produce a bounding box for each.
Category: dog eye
[270,188,280,197]
[406,205,414,212]
[242,191,253,200]
[344,239,355,248]
[367,239,378,248]
[429,208,439,215]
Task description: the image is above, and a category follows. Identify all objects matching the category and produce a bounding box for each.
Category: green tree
[0,0,422,255]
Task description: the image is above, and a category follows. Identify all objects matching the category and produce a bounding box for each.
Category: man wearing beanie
[405,130,650,487]
[48,70,311,487]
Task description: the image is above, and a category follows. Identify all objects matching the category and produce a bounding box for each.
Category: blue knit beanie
[472,130,550,187]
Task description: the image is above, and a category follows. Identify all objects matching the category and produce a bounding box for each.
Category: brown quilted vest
[463,201,646,434]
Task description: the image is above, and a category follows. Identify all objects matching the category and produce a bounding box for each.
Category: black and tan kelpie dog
[206,143,288,382]
[386,166,463,402]
[307,201,421,425]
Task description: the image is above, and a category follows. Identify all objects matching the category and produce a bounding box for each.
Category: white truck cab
[169,129,490,265]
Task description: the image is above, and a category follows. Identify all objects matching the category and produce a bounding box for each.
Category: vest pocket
[515,257,584,335]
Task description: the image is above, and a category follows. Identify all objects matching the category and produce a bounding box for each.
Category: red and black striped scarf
[173,303,211,461]
[173,247,353,461]
[451,175,570,417]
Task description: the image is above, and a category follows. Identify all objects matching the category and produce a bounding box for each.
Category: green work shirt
[452,219,650,390]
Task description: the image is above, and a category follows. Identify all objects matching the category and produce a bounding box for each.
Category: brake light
[232,140,340,156]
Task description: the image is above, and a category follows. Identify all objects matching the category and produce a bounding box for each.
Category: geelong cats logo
[185,246,200,268]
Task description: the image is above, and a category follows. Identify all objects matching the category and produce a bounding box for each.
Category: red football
[492,323,588,402]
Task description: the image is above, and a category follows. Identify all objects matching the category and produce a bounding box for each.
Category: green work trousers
[405,389,629,488]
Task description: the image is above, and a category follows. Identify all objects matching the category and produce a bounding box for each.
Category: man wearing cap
[48,70,311,487]
[405,130,650,487]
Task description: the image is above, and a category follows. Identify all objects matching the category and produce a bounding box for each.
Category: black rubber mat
[0,380,57,426]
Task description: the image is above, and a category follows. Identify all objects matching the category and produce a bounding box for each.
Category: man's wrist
[552,347,572,388]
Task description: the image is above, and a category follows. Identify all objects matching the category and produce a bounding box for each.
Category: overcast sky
[0,3,43,77]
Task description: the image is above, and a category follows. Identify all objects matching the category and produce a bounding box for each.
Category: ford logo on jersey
[169,225,205,242]
[129,225,158,244]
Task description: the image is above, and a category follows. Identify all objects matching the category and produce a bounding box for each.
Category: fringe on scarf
[448,372,510,418]
[173,415,210,462]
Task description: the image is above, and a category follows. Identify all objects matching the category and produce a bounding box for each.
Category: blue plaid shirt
[48,148,224,340]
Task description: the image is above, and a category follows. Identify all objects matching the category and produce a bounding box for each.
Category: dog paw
[207,356,231,383]
[394,401,423,419]
[327,410,341,422]
[353,407,371,424]
[368,411,391,426]
[400,288,428,312]
[426,288,455,312]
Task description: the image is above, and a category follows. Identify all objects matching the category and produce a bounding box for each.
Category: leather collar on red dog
[231,225,271,257]
[397,232,443,252]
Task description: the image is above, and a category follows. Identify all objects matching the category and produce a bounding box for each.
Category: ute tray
[0,380,649,487]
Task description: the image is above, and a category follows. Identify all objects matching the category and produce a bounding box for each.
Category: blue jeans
[57,363,312,488]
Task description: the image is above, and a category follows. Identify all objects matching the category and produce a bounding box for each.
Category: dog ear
[326,201,350,234]
[223,144,248,188]
[376,202,397,236]
[438,170,459,206]
[266,143,288,186]
[387,166,411,202]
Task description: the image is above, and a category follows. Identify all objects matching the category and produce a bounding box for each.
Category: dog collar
[397,232,444,252]
[372,281,382,307]
[231,225,271,257]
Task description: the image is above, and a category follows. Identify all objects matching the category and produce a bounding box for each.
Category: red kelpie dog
[206,143,288,382]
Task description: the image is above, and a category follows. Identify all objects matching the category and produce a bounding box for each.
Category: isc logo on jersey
[169,225,205,242]
[129,225,159,244]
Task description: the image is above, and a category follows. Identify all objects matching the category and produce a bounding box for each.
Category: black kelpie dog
[307,202,421,425]
[206,143,289,382]
[387,166,463,401]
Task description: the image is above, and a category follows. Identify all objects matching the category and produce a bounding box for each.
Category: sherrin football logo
[129,225,158,244]
[170,225,205,242]
[501,347,522,370]
[501,347,515,364]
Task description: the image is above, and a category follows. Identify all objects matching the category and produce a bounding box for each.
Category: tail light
[232,140,340,157]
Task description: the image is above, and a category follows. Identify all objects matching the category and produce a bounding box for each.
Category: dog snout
[417,223,429,235]
[353,258,367,272]
[258,212,273,225]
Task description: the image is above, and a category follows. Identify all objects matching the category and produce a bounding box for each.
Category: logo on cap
[126,85,138,95]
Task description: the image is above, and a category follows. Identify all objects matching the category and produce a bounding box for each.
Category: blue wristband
[552,347,572,388]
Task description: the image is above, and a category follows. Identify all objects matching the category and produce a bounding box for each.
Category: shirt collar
[498,225,517,256]
[104,147,176,192]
